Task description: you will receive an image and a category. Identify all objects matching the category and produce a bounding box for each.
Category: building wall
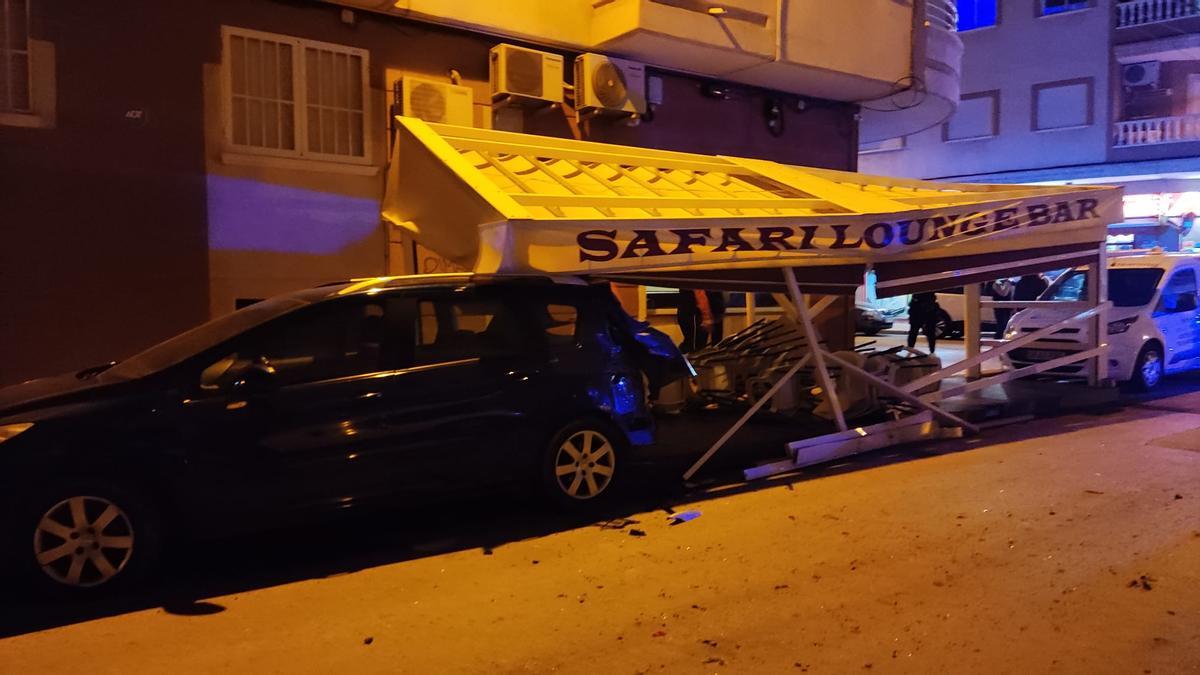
[860,0,1113,180]
[0,2,211,386]
[1,0,859,385]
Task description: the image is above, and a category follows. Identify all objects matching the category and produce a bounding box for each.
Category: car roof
[1109,252,1200,271]
[300,273,591,301]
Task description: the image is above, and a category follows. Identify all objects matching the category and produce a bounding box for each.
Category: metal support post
[1087,245,1108,386]
[964,282,982,381]
[784,268,848,432]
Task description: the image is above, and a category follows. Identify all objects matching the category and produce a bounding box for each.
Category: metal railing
[1116,0,1200,28]
[925,0,959,31]
[1113,114,1200,146]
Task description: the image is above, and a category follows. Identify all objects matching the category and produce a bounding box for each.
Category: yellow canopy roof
[382,117,1121,292]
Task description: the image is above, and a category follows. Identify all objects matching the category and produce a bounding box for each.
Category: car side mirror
[229,358,277,392]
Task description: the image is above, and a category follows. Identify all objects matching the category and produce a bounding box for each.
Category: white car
[1003,253,1200,390]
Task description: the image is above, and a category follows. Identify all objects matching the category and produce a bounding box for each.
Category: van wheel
[541,420,623,508]
[1130,343,1164,392]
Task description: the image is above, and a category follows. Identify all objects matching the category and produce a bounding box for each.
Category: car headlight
[1004,326,1021,340]
[0,422,33,443]
[1107,317,1137,335]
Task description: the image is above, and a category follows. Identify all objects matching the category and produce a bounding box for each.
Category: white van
[1003,253,1200,390]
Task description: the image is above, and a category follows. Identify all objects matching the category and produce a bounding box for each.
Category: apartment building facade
[0,0,960,384]
[862,0,1200,250]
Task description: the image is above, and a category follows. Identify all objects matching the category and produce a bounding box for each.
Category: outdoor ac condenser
[1122,61,1161,89]
[401,75,474,127]
[489,43,564,105]
[575,52,647,116]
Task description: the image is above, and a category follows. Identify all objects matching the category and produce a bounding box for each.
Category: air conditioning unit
[1123,61,1161,89]
[575,53,647,117]
[401,75,474,127]
[490,43,564,105]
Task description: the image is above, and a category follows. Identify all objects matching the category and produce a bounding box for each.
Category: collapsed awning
[382,117,1123,295]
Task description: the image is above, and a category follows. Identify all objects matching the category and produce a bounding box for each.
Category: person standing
[1015,274,1049,304]
[990,278,1014,339]
[907,291,941,353]
[705,290,727,345]
[677,289,726,352]
[676,289,710,353]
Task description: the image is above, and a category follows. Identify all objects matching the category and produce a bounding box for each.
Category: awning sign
[383,117,1121,282]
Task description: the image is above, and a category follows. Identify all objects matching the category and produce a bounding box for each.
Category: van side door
[1153,267,1200,372]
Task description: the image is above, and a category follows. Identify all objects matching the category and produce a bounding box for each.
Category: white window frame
[943,90,1000,143]
[220,26,372,166]
[2,0,31,114]
[1039,0,1093,18]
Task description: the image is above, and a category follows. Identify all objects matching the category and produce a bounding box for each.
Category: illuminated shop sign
[1123,192,1200,220]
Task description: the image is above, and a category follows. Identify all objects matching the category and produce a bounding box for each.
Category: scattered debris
[700,639,718,647]
[668,510,702,525]
[599,517,640,531]
[1128,575,1155,591]
[629,529,647,537]
[1175,494,1183,500]
[1084,489,1105,495]
[651,630,667,638]
[531,560,539,565]
[773,584,790,590]
[703,657,726,666]
[692,604,707,611]
[482,547,494,555]
[363,637,374,646]
[794,663,809,671]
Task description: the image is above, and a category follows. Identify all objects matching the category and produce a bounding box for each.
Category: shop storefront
[383,117,1123,477]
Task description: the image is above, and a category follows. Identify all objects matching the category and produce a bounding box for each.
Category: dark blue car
[0,274,688,593]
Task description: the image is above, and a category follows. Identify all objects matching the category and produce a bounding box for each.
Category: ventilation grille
[506,49,544,97]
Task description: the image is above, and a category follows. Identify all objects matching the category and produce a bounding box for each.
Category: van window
[1043,268,1163,307]
[1156,269,1198,314]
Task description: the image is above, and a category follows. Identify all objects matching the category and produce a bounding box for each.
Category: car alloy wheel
[33,495,135,588]
[553,429,616,500]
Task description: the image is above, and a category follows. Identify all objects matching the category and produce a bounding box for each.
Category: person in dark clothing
[705,290,727,344]
[677,289,727,352]
[1015,274,1049,303]
[990,278,1014,339]
[676,289,709,353]
[907,291,941,353]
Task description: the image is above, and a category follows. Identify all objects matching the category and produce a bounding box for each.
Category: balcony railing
[1113,114,1200,146]
[925,0,958,31]
[1117,0,1200,28]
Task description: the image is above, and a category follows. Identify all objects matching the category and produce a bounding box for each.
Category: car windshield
[105,295,311,380]
[1041,267,1164,307]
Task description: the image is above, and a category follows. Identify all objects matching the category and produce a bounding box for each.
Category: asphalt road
[2,381,1198,673]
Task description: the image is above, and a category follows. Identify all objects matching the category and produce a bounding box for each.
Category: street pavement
[2,384,1199,673]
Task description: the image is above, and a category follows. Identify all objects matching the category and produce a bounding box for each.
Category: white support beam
[1092,244,1109,385]
[785,270,848,432]
[820,350,980,434]
[745,412,956,480]
[899,302,1111,394]
[682,353,812,481]
[964,282,982,381]
[923,345,1108,401]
